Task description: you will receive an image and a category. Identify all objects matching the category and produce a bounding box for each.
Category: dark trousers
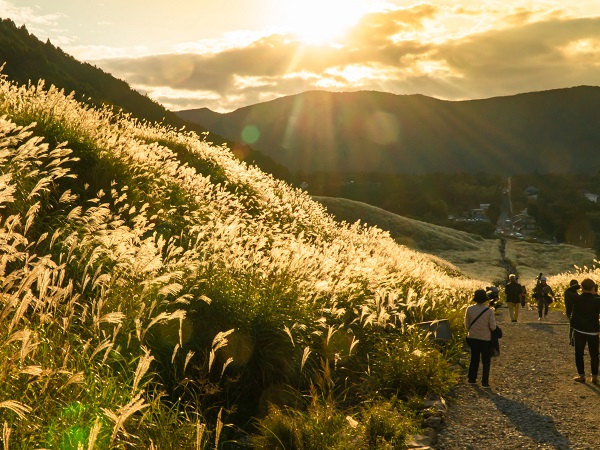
[468,338,492,384]
[574,330,599,376]
[537,299,549,318]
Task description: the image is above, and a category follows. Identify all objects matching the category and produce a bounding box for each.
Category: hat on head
[540,276,547,281]
[509,274,516,279]
[570,279,580,288]
[473,289,488,303]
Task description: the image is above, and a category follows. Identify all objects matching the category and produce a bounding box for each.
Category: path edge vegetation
[0,73,598,449]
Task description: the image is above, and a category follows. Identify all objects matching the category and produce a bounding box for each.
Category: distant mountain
[177,87,600,175]
[0,18,290,180]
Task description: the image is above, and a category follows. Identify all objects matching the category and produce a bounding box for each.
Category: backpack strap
[468,307,490,330]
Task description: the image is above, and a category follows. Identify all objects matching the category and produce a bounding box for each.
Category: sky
[2,0,600,113]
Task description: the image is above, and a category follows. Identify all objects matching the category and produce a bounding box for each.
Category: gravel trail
[435,303,600,450]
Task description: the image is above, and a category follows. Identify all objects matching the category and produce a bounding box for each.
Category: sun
[276,0,371,44]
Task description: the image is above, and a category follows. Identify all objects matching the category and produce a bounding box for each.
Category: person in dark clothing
[520,284,527,308]
[532,276,555,320]
[570,278,600,383]
[564,279,580,346]
[504,274,523,322]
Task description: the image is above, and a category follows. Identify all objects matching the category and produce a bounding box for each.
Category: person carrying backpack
[505,274,523,322]
[532,275,555,321]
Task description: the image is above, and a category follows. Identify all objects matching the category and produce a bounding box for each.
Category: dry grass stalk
[301,346,311,371]
[183,350,195,372]
[214,408,223,450]
[0,400,32,420]
[131,348,154,395]
[3,421,9,450]
[103,392,148,444]
[208,329,234,371]
[87,417,102,450]
[196,421,205,450]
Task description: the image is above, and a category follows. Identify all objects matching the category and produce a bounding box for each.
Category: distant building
[471,208,490,222]
[512,210,537,232]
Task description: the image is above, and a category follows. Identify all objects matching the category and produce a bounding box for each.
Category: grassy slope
[1,75,598,448]
[504,240,597,284]
[314,196,596,284]
[0,77,488,448]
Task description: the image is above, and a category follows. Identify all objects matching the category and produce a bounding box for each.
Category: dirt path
[435,303,600,450]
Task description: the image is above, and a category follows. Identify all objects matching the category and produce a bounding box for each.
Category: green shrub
[251,402,349,450]
[359,398,419,450]
[367,332,457,398]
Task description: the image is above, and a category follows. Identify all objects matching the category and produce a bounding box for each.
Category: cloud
[438,16,600,97]
[90,4,600,112]
[0,0,65,41]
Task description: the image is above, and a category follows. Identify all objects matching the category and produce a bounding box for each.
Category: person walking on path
[464,289,497,388]
[570,278,600,383]
[563,279,580,346]
[532,276,555,320]
[504,274,522,323]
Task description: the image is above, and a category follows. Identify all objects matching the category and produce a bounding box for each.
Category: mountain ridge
[177,86,600,175]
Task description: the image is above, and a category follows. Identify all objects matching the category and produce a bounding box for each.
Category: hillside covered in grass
[0,73,486,448]
[2,72,596,448]
[315,196,597,284]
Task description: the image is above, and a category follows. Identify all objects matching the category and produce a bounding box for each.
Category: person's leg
[574,331,586,378]
[508,302,515,321]
[537,300,543,319]
[481,340,492,386]
[513,302,519,321]
[588,335,599,378]
[544,299,549,317]
[467,339,482,383]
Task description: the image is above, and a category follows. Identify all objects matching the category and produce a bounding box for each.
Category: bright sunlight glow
[276,0,372,44]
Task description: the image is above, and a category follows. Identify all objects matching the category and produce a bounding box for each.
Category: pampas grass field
[315,196,596,286]
[0,73,596,448]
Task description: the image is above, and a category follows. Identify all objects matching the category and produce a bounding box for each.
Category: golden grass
[504,240,596,285]
[314,196,597,284]
[1,72,595,446]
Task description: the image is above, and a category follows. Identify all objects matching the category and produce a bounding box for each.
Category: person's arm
[488,308,497,331]
[565,294,573,318]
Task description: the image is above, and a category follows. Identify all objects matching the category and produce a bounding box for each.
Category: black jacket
[505,280,522,303]
[564,286,580,319]
[570,292,600,333]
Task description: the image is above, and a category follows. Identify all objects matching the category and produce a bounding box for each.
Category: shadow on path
[583,383,600,396]
[489,393,573,449]
[524,322,564,336]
